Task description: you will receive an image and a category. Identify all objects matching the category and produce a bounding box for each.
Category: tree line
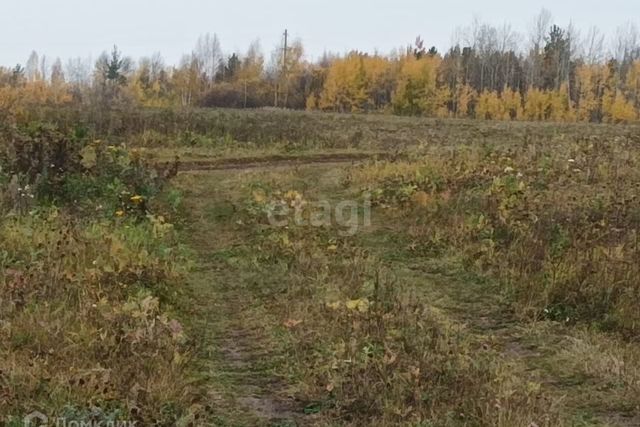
[2,10,640,123]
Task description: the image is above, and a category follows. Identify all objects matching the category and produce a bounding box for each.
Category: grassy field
[2,108,640,426]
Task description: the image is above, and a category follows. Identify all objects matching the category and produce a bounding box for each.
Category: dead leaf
[411,191,430,207]
[283,319,303,328]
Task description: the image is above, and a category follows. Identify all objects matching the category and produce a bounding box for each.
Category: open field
[2,108,640,426]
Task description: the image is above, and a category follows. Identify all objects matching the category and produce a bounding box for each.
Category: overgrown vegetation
[0,116,193,424]
[3,103,640,425]
[354,132,640,335]
[173,111,640,425]
[5,3,640,425]
[235,183,564,425]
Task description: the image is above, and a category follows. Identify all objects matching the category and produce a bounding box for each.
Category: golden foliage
[392,54,441,116]
[0,81,72,113]
[318,53,392,112]
[576,64,606,122]
[455,84,476,118]
[475,90,503,120]
[603,90,637,123]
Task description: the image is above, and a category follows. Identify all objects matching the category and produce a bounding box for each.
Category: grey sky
[1,0,638,67]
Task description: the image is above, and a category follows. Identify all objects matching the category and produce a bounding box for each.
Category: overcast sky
[1,0,638,67]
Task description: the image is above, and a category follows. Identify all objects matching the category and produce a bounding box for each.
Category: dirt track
[178,152,389,172]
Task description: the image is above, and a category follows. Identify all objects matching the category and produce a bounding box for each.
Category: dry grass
[0,123,195,424]
[5,108,640,426]
[353,132,640,336]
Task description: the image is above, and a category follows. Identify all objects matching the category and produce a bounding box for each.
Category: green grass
[171,157,640,426]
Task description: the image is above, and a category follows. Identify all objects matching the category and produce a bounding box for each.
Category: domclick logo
[22,411,136,427]
[23,411,48,426]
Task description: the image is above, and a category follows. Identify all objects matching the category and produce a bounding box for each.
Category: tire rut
[182,190,303,426]
[178,152,388,172]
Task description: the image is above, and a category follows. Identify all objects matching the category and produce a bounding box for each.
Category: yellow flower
[115,210,125,217]
[252,190,266,203]
[326,301,342,310]
[130,195,144,204]
[129,149,142,160]
[284,190,302,201]
[346,298,370,313]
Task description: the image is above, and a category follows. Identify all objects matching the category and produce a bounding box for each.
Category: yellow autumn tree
[171,56,204,107]
[523,88,549,121]
[501,88,523,120]
[0,81,72,114]
[603,90,637,123]
[575,64,605,122]
[317,53,371,112]
[475,90,503,120]
[434,86,452,118]
[364,55,395,109]
[455,83,476,118]
[547,84,575,122]
[624,60,640,111]
[236,41,267,108]
[305,93,318,110]
[392,54,441,116]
